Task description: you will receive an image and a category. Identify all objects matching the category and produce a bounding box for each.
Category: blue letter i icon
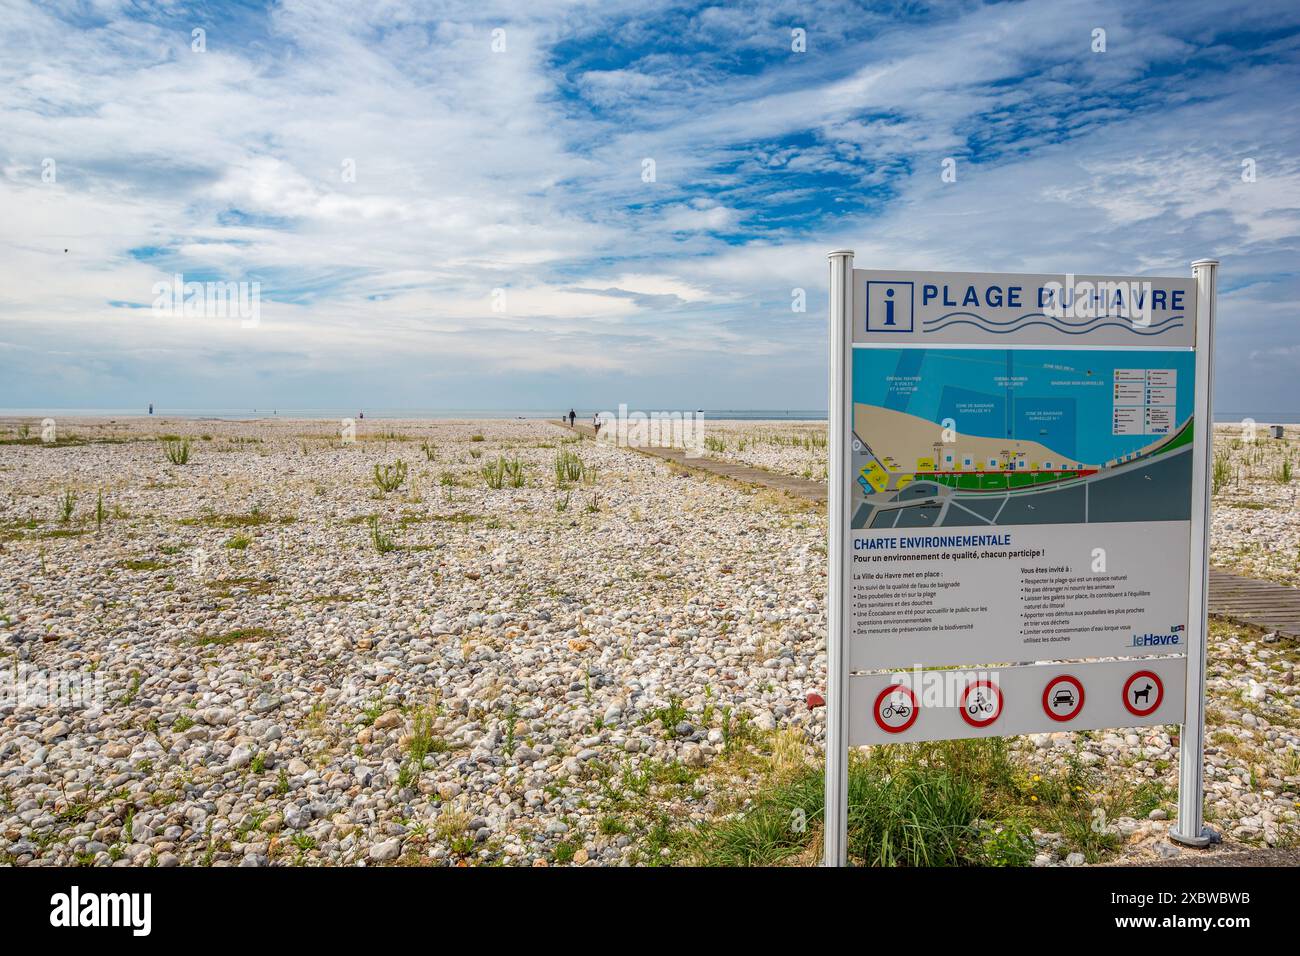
[884,288,895,325]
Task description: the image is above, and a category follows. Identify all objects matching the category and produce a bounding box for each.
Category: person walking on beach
[592,412,601,435]
[568,408,576,427]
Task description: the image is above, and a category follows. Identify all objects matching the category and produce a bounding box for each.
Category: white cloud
[0,0,1297,412]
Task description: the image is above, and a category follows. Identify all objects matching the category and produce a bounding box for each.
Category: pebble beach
[0,417,1296,866]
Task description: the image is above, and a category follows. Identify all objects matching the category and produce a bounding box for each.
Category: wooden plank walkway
[555,421,1300,637]
[1208,569,1300,638]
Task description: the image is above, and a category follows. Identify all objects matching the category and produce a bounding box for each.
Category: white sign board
[823,255,1217,866]
[849,269,1198,672]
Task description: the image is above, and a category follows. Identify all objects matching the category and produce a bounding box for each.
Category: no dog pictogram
[1123,670,1164,718]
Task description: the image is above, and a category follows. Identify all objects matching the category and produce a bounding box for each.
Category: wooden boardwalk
[1208,569,1300,639]
[556,421,1300,638]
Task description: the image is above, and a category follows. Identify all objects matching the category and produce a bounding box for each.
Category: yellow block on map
[863,462,889,492]
[916,457,935,472]
[896,475,913,490]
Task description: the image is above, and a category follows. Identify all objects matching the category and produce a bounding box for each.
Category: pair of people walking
[564,408,601,435]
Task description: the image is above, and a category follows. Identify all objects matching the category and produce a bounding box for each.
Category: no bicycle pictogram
[873,684,918,733]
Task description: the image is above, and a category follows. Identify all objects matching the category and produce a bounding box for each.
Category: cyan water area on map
[853,348,1197,464]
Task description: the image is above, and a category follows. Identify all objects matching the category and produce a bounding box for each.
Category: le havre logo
[1130,628,1183,648]
[866,280,914,332]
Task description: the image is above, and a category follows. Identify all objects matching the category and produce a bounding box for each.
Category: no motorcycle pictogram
[960,680,1003,728]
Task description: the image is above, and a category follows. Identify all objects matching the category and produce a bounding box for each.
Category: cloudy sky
[1,0,1298,414]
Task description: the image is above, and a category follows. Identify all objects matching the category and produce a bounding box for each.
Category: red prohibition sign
[960,679,1003,728]
[1123,670,1164,717]
[1042,674,1085,722]
[873,684,919,734]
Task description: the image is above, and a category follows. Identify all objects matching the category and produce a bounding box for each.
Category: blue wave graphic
[924,310,1185,328]
[924,319,1185,336]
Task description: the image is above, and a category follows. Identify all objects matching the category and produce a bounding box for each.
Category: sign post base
[1169,827,1214,849]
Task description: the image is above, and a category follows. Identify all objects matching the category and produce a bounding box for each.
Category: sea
[0,408,830,421]
[1,408,1297,423]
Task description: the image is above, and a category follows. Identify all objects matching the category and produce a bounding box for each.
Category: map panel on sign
[846,345,1196,669]
[850,348,1196,531]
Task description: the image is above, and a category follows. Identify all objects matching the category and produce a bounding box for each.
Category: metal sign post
[824,249,853,868]
[823,253,1217,866]
[1171,259,1218,847]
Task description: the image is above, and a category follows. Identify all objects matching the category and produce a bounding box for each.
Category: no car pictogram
[1042,674,1085,722]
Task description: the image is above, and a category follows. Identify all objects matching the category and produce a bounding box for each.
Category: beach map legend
[1113,368,1177,435]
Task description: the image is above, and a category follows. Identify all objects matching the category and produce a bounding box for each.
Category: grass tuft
[373,459,408,494]
[688,738,1133,867]
[162,438,191,465]
[369,515,397,553]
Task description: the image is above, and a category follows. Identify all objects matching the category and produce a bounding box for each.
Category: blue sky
[1,0,1298,413]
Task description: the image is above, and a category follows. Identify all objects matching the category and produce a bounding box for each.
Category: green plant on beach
[643,696,688,734]
[372,459,408,494]
[405,704,446,764]
[504,456,526,488]
[690,745,982,867]
[673,736,1136,868]
[95,490,106,531]
[481,456,506,489]
[368,515,397,553]
[59,488,77,524]
[554,449,584,486]
[162,438,191,465]
[1212,451,1231,495]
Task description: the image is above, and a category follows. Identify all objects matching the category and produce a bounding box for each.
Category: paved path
[555,421,1300,636]
[551,420,826,503]
[1137,845,1300,867]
